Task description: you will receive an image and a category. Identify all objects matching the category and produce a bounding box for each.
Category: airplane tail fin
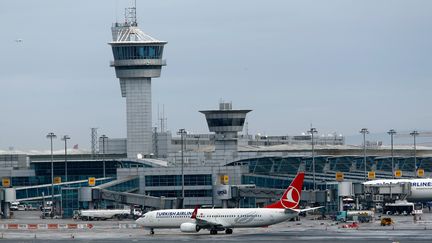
[265,172,305,209]
[191,205,200,219]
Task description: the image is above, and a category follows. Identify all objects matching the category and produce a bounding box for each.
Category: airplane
[364,178,432,201]
[136,172,321,235]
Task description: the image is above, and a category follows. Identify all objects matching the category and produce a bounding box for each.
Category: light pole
[100,135,108,178]
[308,128,317,190]
[387,129,396,179]
[410,130,419,176]
[177,128,187,206]
[46,132,56,216]
[61,135,70,183]
[360,128,369,181]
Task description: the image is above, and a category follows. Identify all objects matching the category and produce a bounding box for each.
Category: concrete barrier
[0,223,93,230]
[28,224,38,230]
[37,224,48,230]
[67,224,78,229]
[47,224,58,230]
[7,224,18,230]
[18,224,28,230]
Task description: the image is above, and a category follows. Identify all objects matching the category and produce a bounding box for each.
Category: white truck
[336,210,375,222]
[75,208,143,221]
[384,200,423,215]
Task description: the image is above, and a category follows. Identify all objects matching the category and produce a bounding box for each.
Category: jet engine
[180,222,200,233]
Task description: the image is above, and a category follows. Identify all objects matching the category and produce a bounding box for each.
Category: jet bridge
[364,182,411,202]
[81,176,181,210]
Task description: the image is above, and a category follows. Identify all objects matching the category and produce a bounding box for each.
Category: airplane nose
[136,216,145,225]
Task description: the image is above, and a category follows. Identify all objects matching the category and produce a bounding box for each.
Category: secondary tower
[200,102,251,164]
[109,6,167,158]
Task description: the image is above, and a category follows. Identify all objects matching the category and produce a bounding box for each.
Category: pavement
[0,211,432,242]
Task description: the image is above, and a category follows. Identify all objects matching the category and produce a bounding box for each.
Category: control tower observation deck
[200,102,251,164]
[109,7,167,158]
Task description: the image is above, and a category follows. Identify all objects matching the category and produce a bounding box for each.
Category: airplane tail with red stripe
[265,172,305,209]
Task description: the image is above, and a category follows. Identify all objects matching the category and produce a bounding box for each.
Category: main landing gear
[210,228,233,235]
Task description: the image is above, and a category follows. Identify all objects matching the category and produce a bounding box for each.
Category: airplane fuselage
[137,208,296,229]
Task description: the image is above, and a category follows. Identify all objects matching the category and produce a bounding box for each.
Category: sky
[1,0,432,151]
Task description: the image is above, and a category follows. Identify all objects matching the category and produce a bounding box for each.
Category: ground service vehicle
[383,201,423,215]
[10,202,20,211]
[76,209,133,221]
[380,217,393,226]
[336,210,374,222]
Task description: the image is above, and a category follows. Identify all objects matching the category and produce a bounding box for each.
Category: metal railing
[110,59,166,66]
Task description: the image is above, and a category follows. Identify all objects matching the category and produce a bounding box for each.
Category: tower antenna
[124,1,137,26]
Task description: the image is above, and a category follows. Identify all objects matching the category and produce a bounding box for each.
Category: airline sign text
[411,182,432,187]
[156,211,192,218]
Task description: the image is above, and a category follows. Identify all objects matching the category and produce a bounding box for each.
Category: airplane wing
[286,206,323,214]
[194,217,224,228]
[191,206,225,229]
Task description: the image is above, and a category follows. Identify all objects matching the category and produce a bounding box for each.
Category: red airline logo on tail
[191,205,199,219]
[281,186,300,209]
[265,172,304,209]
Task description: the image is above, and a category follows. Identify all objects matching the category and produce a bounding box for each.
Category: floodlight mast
[308,128,318,190]
[360,128,369,181]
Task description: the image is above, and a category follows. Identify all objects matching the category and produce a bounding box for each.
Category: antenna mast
[124,0,137,26]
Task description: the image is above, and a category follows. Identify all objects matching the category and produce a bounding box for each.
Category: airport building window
[115,65,161,70]
[206,118,245,127]
[61,188,79,218]
[242,175,291,189]
[112,45,164,60]
[146,190,212,198]
[145,174,212,187]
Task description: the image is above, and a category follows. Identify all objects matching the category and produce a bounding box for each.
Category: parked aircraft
[136,172,321,234]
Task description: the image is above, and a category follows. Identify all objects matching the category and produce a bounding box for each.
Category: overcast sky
[1,0,431,151]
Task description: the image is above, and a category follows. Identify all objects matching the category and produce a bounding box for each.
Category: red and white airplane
[136,172,321,235]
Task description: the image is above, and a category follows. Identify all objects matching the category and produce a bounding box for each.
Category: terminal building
[2,98,432,217]
[1,5,432,218]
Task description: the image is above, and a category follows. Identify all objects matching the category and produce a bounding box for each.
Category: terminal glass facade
[147,190,213,198]
[61,188,80,218]
[31,160,132,185]
[104,177,139,192]
[145,174,212,187]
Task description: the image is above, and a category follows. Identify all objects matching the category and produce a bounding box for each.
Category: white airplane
[136,172,321,235]
[364,178,432,201]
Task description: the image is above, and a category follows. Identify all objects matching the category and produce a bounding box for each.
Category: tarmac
[0,211,432,242]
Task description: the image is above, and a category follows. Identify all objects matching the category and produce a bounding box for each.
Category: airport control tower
[200,102,251,164]
[109,6,167,158]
